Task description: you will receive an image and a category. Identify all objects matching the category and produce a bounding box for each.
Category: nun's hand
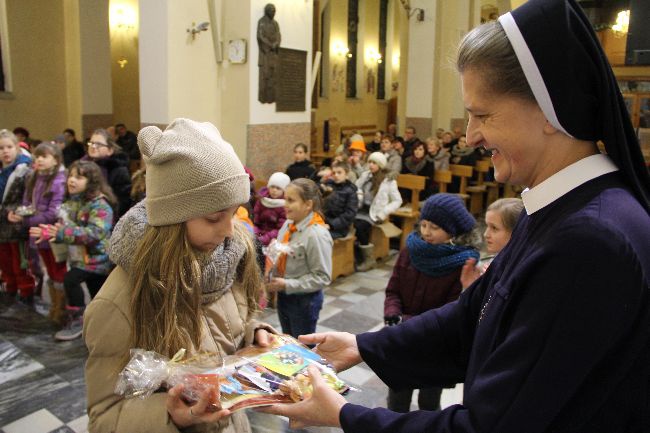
[258,365,346,429]
[299,332,361,372]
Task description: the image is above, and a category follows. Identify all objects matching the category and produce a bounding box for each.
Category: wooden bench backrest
[474,159,490,185]
[397,173,426,211]
[450,164,473,194]
[433,170,452,193]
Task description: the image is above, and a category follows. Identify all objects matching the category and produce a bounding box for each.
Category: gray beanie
[138,118,250,226]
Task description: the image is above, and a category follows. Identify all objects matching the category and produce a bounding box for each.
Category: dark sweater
[341,172,650,433]
[384,249,462,321]
[322,180,358,239]
[286,160,316,180]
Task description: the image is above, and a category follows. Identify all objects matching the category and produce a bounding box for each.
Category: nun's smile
[461,69,551,188]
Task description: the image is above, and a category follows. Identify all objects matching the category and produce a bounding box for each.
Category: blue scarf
[407,231,479,278]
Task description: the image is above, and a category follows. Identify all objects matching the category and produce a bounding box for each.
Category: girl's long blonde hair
[129,221,262,358]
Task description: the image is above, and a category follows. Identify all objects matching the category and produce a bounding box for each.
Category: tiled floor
[0,251,463,433]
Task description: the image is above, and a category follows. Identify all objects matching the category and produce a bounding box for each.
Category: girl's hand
[257,365,346,429]
[460,258,481,289]
[7,211,22,223]
[29,226,46,243]
[166,384,230,429]
[267,277,286,292]
[254,328,272,347]
[298,332,361,372]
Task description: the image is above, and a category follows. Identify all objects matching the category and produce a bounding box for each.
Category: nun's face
[461,69,549,187]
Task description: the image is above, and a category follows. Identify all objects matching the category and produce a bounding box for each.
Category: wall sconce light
[333,41,351,58]
[399,0,425,22]
[110,4,137,30]
[392,52,400,69]
[366,48,382,65]
[187,21,210,40]
[612,10,630,37]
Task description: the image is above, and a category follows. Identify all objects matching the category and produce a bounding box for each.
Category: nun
[259,0,650,432]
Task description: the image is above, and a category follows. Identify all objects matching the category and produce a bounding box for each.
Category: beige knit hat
[138,118,250,226]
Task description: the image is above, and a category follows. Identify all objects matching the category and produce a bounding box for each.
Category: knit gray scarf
[109,200,246,304]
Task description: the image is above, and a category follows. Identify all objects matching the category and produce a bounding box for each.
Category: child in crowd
[7,142,67,322]
[401,141,434,201]
[347,138,368,180]
[461,197,524,289]
[254,172,290,246]
[82,128,132,218]
[321,161,359,239]
[85,118,274,432]
[267,178,332,338]
[32,160,116,341]
[286,143,316,180]
[384,193,481,413]
[354,152,402,271]
[0,129,35,304]
[425,136,450,171]
[379,134,402,179]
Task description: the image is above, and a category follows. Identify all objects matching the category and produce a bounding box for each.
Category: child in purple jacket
[8,142,67,324]
[254,172,290,246]
[383,193,480,413]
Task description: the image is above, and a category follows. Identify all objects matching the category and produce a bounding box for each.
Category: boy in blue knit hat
[383,193,481,413]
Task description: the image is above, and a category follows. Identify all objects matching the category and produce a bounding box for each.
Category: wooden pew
[331,231,356,281]
[392,174,426,249]
[433,170,452,193]
[466,159,491,215]
[341,124,378,142]
[449,164,473,206]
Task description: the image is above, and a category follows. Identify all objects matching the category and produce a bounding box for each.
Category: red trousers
[0,242,35,297]
[38,248,67,283]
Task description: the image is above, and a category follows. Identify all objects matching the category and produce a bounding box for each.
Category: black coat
[117,131,140,161]
[322,180,358,239]
[62,141,86,167]
[286,160,315,180]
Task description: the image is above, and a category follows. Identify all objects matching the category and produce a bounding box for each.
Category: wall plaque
[276,48,307,112]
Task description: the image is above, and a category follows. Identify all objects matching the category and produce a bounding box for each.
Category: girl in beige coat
[83,118,273,433]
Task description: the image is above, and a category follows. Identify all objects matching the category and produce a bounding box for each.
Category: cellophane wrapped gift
[262,240,294,280]
[115,334,354,412]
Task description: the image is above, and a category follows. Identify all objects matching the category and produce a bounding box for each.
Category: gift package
[115,334,353,412]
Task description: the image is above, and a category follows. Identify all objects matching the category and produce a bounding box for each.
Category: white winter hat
[267,172,291,190]
[138,118,250,226]
[368,151,388,169]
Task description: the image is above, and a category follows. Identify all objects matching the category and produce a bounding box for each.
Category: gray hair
[0,129,18,145]
[457,21,535,103]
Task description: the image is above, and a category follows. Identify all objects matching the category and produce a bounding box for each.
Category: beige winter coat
[84,266,269,433]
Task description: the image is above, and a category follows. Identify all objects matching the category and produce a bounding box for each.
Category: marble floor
[0,251,463,433]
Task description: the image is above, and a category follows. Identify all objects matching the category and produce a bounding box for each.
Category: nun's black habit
[338,1,650,432]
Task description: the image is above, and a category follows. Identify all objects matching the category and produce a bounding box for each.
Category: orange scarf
[266,212,325,277]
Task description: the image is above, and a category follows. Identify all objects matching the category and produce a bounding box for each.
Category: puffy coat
[84,202,273,433]
[253,187,286,246]
[355,171,402,223]
[322,180,358,239]
[384,248,462,321]
[54,194,114,274]
[22,167,66,249]
[0,159,31,242]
